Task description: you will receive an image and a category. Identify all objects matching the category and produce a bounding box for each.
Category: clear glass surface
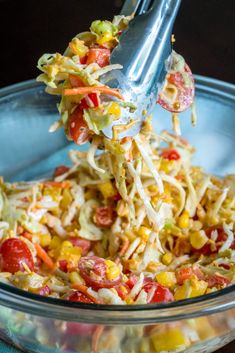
[0,77,235,353]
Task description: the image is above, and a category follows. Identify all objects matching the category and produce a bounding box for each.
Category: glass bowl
[0,77,235,353]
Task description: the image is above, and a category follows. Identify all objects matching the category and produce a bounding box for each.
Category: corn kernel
[151,196,159,207]
[160,159,174,173]
[125,297,134,304]
[98,181,116,199]
[60,188,73,209]
[49,236,62,249]
[155,271,176,288]
[151,328,190,352]
[161,252,173,265]
[174,279,208,300]
[108,102,121,118]
[61,240,73,249]
[84,189,96,201]
[97,32,113,45]
[43,186,62,203]
[69,271,85,285]
[137,226,151,241]
[178,210,189,228]
[40,233,52,247]
[189,230,208,249]
[174,284,189,300]
[207,215,219,225]
[40,215,47,224]
[105,259,121,280]
[190,278,208,297]
[69,38,88,57]
[148,185,158,193]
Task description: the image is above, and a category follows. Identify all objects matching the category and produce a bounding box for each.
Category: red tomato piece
[67,290,95,303]
[176,267,194,285]
[193,226,235,255]
[68,237,91,256]
[59,259,68,272]
[161,149,181,160]
[79,93,100,110]
[126,275,138,289]
[157,63,194,112]
[69,107,90,145]
[78,256,121,289]
[207,275,231,288]
[94,206,114,228]
[80,55,88,65]
[86,48,110,67]
[143,280,174,303]
[0,238,34,274]
[54,165,69,177]
[38,285,51,296]
[176,266,204,285]
[115,283,130,300]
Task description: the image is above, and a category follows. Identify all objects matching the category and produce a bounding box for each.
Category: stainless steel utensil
[101,0,181,139]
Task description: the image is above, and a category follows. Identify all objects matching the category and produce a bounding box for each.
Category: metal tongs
[101,0,181,139]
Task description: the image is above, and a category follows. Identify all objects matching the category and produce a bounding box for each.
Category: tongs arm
[111,0,181,93]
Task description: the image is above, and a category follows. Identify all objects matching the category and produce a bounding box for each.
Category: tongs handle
[111,0,181,93]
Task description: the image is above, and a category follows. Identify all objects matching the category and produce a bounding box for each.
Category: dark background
[0,1,234,352]
[0,0,234,88]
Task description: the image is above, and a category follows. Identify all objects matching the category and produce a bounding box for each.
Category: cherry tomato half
[67,290,95,303]
[0,238,34,273]
[158,63,194,113]
[192,226,235,255]
[207,274,231,288]
[143,279,174,304]
[69,107,90,145]
[38,285,51,296]
[78,256,121,289]
[86,48,110,68]
[94,206,114,228]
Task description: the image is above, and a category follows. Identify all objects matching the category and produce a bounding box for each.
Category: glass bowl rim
[0,76,235,324]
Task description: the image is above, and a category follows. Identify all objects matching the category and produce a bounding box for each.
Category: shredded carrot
[22,231,33,240]
[72,283,88,293]
[63,86,124,100]
[43,180,70,188]
[34,243,54,270]
[17,225,24,234]
[92,325,104,353]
